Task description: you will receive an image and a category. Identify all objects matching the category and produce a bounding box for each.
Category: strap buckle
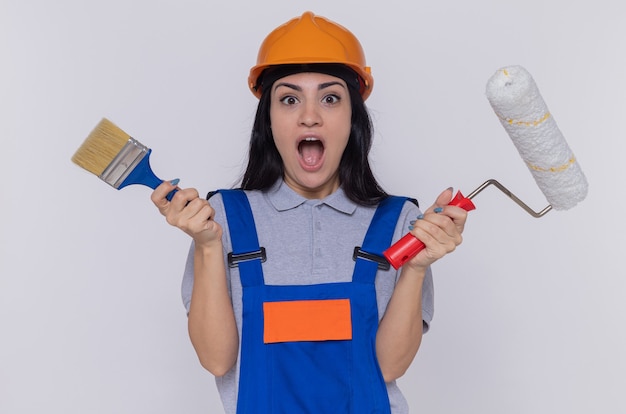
[228,247,267,268]
[352,246,390,271]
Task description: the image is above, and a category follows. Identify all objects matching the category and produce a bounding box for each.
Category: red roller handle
[383,191,477,269]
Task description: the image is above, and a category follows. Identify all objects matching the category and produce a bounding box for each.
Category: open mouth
[298,138,325,167]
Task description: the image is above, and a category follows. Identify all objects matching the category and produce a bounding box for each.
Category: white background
[1,0,624,413]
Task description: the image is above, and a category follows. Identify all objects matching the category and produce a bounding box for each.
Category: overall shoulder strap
[352,196,410,284]
[218,189,265,287]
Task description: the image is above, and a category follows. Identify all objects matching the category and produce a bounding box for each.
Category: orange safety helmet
[248,11,374,100]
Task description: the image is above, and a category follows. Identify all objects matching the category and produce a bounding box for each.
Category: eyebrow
[273,81,346,93]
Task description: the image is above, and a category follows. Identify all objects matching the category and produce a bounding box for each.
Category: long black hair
[240,65,388,206]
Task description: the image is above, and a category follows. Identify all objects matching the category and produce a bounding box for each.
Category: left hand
[405,187,468,270]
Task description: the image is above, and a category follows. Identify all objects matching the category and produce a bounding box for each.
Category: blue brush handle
[118,149,177,201]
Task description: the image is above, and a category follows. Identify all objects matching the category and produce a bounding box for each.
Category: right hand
[151,180,223,247]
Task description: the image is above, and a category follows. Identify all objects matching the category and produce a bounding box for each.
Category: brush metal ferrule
[99,137,149,189]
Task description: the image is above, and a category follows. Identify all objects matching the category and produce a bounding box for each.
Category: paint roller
[383,65,589,269]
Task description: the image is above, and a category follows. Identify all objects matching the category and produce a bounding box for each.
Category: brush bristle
[71,118,131,176]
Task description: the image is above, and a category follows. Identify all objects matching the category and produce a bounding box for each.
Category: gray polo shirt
[181,180,434,414]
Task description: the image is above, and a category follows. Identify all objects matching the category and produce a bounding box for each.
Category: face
[270,72,352,199]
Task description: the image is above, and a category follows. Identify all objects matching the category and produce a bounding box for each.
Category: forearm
[375,266,426,382]
[188,243,239,377]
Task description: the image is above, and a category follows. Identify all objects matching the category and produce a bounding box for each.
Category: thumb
[428,187,454,212]
[151,179,179,212]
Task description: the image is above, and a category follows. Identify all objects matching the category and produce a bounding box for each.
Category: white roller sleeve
[486,65,588,210]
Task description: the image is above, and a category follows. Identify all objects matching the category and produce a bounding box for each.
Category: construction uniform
[181,181,434,413]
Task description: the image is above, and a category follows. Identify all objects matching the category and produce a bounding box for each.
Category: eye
[279,95,299,105]
[322,94,340,105]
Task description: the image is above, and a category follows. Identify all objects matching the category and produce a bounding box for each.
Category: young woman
[151,11,467,414]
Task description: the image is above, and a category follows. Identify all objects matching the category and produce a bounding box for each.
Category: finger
[422,225,458,253]
[166,194,206,228]
[411,214,461,247]
[410,224,456,261]
[180,203,221,241]
[411,216,447,243]
[170,187,200,210]
[442,205,468,233]
[185,199,215,223]
[151,179,179,210]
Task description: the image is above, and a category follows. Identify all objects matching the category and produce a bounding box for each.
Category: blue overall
[219,190,408,414]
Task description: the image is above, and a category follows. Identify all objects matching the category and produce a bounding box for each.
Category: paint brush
[71,118,176,200]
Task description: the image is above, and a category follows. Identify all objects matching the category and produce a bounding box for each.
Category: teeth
[304,137,318,142]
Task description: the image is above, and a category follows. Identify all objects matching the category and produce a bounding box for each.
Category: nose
[298,100,322,127]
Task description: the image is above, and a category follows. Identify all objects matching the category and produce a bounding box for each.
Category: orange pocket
[263,299,352,344]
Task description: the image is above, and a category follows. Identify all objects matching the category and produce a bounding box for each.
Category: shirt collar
[267,180,357,215]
